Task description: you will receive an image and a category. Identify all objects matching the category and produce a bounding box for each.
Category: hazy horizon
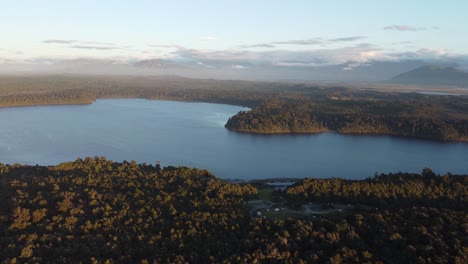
[1,1,468,82]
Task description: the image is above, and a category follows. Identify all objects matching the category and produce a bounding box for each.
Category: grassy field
[261,209,302,220]
[256,187,274,201]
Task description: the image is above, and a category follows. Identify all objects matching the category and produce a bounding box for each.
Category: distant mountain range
[388,65,468,86]
[72,58,425,82]
[133,59,186,69]
[3,57,468,86]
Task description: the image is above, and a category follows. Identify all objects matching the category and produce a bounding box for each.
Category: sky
[1,0,468,70]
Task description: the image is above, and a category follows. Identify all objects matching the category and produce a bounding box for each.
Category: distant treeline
[0,158,466,263]
[225,99,468,141]
[1,74,466,108]
[2,75,468,141]
[0,75,285,108]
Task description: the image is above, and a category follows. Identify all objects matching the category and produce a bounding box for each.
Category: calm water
[1,99,467,179]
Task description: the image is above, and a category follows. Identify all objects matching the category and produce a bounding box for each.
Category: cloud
[148,44,184,49]
[25,57,59,65]
[0,48,23,55]
[241,43,276,49]
[388,48,453,61]
[25,57,118,65]
[232,64,247,69]
[384,25,426,31]
[173,45,393,68]
[42,39,116,45]
[171,44,468,71]
[272,38,325,45]
[0,58,14,63]
[42,39,78,44]
[42,39,124,50]
[240,39,323,49]
[329,36,367,42]
[24,38,468,72]
[41,39,131,51]
[353,43,376,48]
[273,61,327,67]
[341,61,372,71]
[69,45,119,50]
[81,41,115,45]
[241,36,366,49]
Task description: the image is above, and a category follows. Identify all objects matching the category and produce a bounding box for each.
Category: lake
[1,99,467,179]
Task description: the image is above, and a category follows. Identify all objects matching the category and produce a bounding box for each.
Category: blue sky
[1,0,467,67]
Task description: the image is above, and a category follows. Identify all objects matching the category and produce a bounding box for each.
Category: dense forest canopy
[286,170,467,209]
[0,158,466,263]
[0,158,257,263]
[0,75,467,108]
[225,99,468,141]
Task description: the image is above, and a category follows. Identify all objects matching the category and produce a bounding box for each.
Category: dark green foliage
[281,172,468,263]
[225,100,468,141]
[236,207,467,263]
[0,75,279,108]
[0,159,466,263]
[0,157,256,263]
[287,172,467,209]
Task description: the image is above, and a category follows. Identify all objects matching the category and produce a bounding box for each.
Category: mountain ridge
[389,65,468,86]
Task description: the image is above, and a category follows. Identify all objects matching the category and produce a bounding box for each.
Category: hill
[133,59,186,69]
[389,65,468,86]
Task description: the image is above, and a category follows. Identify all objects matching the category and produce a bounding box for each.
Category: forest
[2,75,468,141]
[0,158,466,263]
[0,75,283,108]
[225,99,468,141]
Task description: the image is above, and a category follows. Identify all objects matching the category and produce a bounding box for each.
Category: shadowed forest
[0,158,466,263]
[225,100,468,141]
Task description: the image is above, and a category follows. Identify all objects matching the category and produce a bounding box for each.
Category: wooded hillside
[0,158,466,263]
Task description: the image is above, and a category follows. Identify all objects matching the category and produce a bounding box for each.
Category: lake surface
[1,99,467,179]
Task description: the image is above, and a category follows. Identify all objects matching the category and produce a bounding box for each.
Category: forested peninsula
[0,158,466,263]
[2,75,468,141]
[225,100,468,141]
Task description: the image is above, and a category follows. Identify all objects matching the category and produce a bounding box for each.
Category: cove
[0,99,467,179]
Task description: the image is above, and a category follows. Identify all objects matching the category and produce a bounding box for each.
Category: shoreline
[1,97,467,143]
[0,96,252,110]
[225,126,468,143]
